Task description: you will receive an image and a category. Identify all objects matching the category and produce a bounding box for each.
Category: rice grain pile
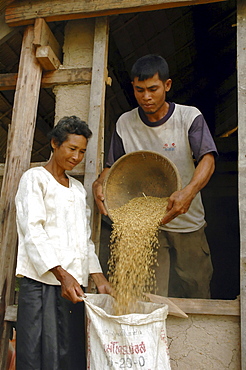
[108,195,169,315]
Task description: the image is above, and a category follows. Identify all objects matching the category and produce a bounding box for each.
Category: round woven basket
[103,150,182,220]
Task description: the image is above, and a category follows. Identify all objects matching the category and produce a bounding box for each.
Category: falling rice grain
[108,196,169,315]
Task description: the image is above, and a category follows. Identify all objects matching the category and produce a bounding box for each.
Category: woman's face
[51,134,87,171]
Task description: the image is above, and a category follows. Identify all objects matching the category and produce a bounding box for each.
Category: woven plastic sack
[84,294,171,370]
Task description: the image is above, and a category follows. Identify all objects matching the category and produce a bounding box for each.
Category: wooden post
[0,25,42,369]
[83,16,109,255]
[237,0,246,369]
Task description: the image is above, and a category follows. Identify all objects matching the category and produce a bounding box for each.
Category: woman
[15,116,111,370]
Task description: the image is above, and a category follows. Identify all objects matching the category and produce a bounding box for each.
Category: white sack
[84,294,171,370]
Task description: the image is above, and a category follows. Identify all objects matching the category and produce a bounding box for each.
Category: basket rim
[103,150,182,218]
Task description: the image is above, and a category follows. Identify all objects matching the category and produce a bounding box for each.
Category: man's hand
[161,153,215,225]
[92,168,110,215]
[161,188,194,224]
[50,266,85,304]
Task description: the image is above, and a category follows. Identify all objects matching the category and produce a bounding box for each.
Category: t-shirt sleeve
[188,114,218,162]
[106,127,126,167]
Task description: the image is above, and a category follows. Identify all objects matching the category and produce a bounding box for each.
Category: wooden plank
[33,18,62,61]
[41,68,92,87]
[146,294,240,316]
[0,25,42,369]
[5,295,240,323]
[5,0,227,27]
[83,17,109,256]
[168,297,240,316]
[237,0,246,368]
[36,45,61,71]
[0,68,92,90]
[146,294,188,318]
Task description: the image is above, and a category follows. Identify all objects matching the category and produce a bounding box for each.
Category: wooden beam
[237,0,246,368]
[42,68,92,88]
[36,45,61,71]
[5,0,227,27]
[33,18,62,61]
[0,25,42,369]
[83,17,109,255]
[0,68,92,90]
[34,17,62,71]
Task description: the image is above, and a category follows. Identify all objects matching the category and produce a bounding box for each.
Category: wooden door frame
[237,0,246,368]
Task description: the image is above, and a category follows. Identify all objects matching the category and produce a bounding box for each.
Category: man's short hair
[131,54,169,82]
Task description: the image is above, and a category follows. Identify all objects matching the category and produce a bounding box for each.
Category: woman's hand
[90,272,113,295]
[50,265,85,303]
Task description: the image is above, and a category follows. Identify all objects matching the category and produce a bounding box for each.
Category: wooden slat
[0,68,92,90]
[0,25,42,370]
[5,0,227,27]
[237,0,246,368]
[83,17,109,256]
[146,294,240,316]
[168,297,240,316]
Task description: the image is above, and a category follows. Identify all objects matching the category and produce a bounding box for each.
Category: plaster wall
[167,314,240,369]
[53,19,95,123]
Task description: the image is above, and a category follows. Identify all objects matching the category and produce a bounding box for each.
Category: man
[93,54,218,298]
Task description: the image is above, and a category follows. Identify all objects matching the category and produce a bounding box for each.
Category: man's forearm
[93,167,110,188]
[185,153,215,198]
[92,167,111,214]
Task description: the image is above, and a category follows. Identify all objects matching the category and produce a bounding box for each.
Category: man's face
[132,73,172,116]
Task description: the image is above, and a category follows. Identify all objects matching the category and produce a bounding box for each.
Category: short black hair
[131,54,169,82]
[48,116,92,151]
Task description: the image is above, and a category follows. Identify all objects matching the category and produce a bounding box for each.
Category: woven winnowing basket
[103,150,182,220]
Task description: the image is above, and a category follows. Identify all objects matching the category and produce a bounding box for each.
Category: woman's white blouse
[15,167,102,286]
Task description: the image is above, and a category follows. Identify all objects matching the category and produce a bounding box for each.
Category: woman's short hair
[48,116,92,150]
[131,54,169,82]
